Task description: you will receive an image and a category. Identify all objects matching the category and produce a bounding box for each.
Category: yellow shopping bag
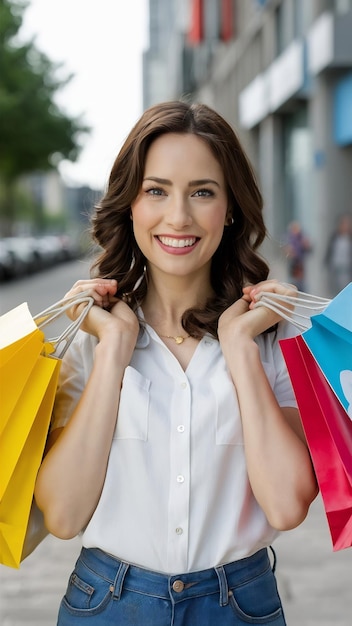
[0,294,93,568]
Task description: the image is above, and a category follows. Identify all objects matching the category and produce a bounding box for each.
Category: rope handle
[33,291,94,358]
[253,285,331,331]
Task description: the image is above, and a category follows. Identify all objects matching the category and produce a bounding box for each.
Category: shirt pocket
[113,366,151,441]
[209,367,243,445]
[211,360,277,445]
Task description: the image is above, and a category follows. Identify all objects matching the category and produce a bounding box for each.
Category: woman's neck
[141,272,214,330]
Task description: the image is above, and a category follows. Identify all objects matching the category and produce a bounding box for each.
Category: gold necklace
[159,334,190,345]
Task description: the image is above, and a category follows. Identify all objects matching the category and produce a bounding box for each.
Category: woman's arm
[34,280,139,539]
[218,280,318,531]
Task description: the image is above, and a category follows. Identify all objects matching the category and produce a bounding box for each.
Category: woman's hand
[63,278,139,344]
[218,279,297,342]
[64,278,118,313]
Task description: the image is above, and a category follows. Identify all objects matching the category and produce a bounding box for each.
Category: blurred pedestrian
[283,221,312,291]
[324,214,352,296]
[35,101,317,626]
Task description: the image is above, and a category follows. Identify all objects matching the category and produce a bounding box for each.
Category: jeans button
[172,579,185,592]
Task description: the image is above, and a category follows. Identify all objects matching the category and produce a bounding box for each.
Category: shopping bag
[254,282,352,413]
[302,282,352,415]
[253,285,330,332]
[0,293,93,568]
[21,500,48,561]
[280,333,352,551]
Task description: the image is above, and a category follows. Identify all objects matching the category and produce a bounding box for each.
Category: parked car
[3,236,42,276]
[34,235,63,267]
[0,233,83,281]
[0,240,14,280]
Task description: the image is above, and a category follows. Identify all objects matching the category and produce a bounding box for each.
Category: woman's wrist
[220,327,259,373]
[94,330,137,370]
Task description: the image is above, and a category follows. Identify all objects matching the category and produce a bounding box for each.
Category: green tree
[0,0,90,233]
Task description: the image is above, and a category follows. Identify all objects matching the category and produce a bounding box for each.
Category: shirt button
[177,425,185,433]
[176,475,185,483]
[172,580,185,592]
[175,527,183,535]
[180,382,187,389]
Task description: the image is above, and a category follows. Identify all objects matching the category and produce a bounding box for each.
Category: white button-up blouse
[51,319,298,574]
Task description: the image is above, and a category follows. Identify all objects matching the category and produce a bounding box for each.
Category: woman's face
[131,133,228,282]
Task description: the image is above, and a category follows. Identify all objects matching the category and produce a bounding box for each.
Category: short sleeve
[256,321,300,409]
[50,330,96,431]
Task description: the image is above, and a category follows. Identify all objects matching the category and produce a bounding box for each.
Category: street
[0,260,351,625]
[0,257,92,316]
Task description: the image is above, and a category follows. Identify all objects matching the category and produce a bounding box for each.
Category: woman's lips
[155,235,199,255]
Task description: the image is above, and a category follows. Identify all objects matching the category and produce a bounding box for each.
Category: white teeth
[158,236,196,248]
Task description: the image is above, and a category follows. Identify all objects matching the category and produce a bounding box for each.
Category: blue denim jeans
[57,547,287,625]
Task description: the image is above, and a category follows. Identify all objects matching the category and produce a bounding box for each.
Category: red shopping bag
[280,333,352,551]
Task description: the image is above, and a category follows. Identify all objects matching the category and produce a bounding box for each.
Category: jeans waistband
[79,547,271,606]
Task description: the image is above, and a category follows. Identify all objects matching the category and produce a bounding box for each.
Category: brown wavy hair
[91,100,269,339]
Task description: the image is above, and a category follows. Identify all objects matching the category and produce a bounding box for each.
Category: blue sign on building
[334,72,352,147]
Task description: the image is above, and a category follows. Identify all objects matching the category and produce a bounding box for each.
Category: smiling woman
[131,133,228,275]
[34,100,318,626]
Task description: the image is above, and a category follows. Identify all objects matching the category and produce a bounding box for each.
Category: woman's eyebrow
[143,176,220,187]
[188,178,220,188]
[143,176,171,184]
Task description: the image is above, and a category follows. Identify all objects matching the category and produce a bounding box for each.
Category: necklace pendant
[159,333,190,344]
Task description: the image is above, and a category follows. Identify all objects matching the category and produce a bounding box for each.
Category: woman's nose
[165,196,193,229]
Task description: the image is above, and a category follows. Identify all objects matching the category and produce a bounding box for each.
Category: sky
[19,0,149,190]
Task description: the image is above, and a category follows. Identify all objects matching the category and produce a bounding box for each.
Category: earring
[225,215,234,226]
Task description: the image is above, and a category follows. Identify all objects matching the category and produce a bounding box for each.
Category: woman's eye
[193,188,214,197]
[145,187,165,196]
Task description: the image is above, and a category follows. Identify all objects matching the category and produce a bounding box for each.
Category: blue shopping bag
[302,282,352,417]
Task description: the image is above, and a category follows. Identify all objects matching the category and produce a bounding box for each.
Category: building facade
[143,0,352,296]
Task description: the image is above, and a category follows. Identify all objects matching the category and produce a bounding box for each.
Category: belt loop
[112,561,129,600]
[269,546,277,573]
[215,565,229,606]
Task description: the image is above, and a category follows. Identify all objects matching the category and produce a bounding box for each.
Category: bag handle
[33,291,94,358]
[253,284,331,331]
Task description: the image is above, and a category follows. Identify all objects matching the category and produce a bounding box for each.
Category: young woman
[35,101,318,625]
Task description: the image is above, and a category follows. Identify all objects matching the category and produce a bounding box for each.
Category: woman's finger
[243,280,297,310]
[64,279,118,308]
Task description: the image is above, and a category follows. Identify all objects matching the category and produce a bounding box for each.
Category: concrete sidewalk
[276,497,351,625]
[0,496,351,625]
